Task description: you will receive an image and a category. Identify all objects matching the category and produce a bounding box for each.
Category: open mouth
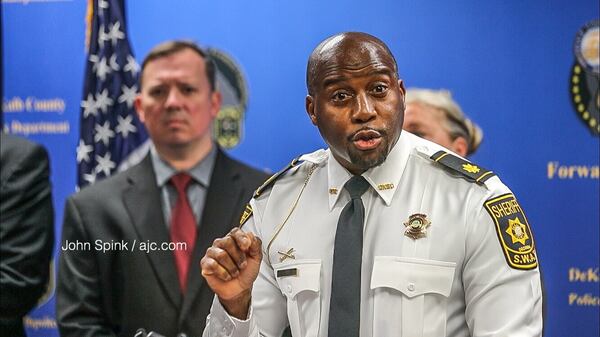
[351,129,383,150]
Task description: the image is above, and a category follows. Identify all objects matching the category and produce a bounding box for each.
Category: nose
[165,87,183,110]
[352,92,376,123]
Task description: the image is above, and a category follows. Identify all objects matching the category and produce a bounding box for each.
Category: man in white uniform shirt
[200,32,543,337]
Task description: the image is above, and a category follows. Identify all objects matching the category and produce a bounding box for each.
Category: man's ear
[451,136,469,157]
[134,95,145,123]
[306,95,318,126]
[398,79,406,109]
[210,91,222,119]
[398,79,406,95]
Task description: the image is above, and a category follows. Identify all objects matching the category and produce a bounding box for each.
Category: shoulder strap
[253,156,303,198]
[430,150,496,185]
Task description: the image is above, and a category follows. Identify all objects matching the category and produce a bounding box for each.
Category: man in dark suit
[0,134,54,337]
[56,41,268,337]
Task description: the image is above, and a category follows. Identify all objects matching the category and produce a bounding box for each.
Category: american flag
[77,0,148,188]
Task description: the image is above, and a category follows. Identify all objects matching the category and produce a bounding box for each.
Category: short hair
[140,40,216,91]
[405,88,483,155]
[306,32,398,96]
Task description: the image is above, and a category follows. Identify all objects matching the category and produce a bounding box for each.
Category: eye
[148,87,165,98]
[331,91,352,102]
[180,85,197,95]
[371,84,388,95]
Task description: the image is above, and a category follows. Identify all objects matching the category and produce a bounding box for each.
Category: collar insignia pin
[277,248,296,262]
[377,183,394,190]
[403,213,431,240]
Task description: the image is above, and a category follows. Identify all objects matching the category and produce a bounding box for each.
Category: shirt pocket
[370,256,456,337]
[273,259,322,337]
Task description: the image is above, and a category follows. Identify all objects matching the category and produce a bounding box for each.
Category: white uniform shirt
[203,132,543,337]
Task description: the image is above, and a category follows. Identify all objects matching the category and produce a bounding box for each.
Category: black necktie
[328,175,370,337]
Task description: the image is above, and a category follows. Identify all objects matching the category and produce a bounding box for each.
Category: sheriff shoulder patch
[484,194,538,270]
[239,203,253,227]
[431,150,496,185]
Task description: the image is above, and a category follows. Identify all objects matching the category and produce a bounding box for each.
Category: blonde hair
[405,88,483,155]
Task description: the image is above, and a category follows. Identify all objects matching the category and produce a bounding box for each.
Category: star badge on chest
[403,213,431,240]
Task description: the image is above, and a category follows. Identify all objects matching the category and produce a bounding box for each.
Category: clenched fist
[201,227,262,319]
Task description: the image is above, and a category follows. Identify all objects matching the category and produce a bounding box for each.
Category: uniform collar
[327,131,412,210]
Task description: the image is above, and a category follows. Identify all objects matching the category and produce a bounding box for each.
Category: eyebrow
[321,68,395,89]
[367,68,395,76]
[322,76,349,89]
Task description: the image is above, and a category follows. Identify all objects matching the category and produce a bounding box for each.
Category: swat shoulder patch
[431,150,496,185]
[239,203,253,228]
[484,193,538,270]
[253,156,303,198]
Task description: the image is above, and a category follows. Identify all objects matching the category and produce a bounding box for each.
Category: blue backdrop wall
[2,1,598,336]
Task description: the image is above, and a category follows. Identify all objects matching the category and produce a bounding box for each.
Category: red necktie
[170,172,197,292]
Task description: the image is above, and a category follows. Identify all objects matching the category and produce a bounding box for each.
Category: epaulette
[253,156,303,198]
[430,150,496,185]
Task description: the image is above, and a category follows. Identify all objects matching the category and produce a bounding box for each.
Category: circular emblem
[207,48,248,149]
[574,20,599,75]
[570,62,600,135]
[403,213,431,240]
[570,20,600,136]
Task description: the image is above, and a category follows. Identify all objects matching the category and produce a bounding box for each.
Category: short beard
[344,127,392,172]
[347,141,390,172]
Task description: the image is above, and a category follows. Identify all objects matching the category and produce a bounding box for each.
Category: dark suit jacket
[56,149,268,337]
[0,134,54,337]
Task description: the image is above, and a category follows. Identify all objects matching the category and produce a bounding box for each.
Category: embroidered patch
[239,203,253,227]
[484,194,538,270]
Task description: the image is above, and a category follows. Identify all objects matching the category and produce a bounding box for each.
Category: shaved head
[306,32,398,95]
[304,32,405,175]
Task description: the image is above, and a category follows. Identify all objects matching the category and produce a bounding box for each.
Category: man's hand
[201,227,262,319]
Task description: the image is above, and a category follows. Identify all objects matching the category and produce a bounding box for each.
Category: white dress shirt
[203,132,543,337]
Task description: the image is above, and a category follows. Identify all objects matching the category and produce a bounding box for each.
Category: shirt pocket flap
[273,259,321,299]
[370,256,456,298]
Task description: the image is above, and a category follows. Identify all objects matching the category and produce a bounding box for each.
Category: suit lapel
[123,155,182,309]
[179,149,245,323]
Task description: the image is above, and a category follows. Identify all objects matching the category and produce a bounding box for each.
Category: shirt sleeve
[462,187,543,337]
[203,198,289,337]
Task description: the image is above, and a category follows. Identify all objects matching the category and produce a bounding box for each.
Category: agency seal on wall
[570,20,599,135]
[208,48,249,149]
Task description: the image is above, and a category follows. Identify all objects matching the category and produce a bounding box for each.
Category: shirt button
[407,283,415,291]
[178,334,188,337]
[287,284,293,293]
